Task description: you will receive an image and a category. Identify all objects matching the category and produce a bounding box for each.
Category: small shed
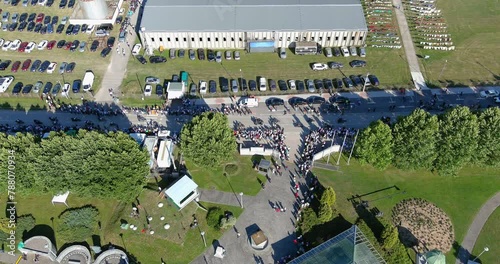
[166,82,186,100]
[258,159,271,174]
[165,176,199,210]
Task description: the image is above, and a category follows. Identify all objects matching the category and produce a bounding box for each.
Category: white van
[82,71,95,92]
[242,97,258,107]
[259,77,267,91]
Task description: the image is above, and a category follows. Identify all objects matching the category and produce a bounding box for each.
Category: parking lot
[0,1,119,98]
[121,45,410,98]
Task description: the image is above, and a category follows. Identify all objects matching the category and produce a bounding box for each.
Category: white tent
[214,246,225,259]
[51,191,70,207]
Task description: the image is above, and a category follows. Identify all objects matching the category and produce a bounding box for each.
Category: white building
[165,176,200,210]
[139,0,368,51]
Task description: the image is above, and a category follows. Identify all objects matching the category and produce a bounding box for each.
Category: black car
[52,16,58,25]
[43,82,53,94]
[68,0,75,8]
[28,13,36,22]
[11,0,20,5]
[330,96,351,106]
[65,24,73,34]
[333,47,341,57]
[90,40,99,52]
[278,80,287,91]
[12,82,23,94]
[343,77,354,88]
[59,0,67,8]
[207,50,215,61]
[136,55,147,64]
[39,61,51,72]
[19,13,28,23]
[72,79,81,93]
[17,22,27,31]
[81,24,87,32]
[8,23,18,31]
[249,80,257,91]
[0,60,12,71]
[289,97,307,106]
[197,48,205,60]
[34,23,42,33]
[156,84,163,95]
[149,56,167,63]
[107,37,115,47]
[297,80,305,91]
[324,79,334,90]
[46,0,54,6]
[43,16,51,25]
[368,75,379,86]
[22,84,33,94]
[209,80,216,93]
[349,60,367,68]
[56,24,64,33]
[307,96,326,105]
[267,98,285,107]
[30,60,42,72]
[72,24,80,34]
[349,75,362,86]
[100,47,111,57]
[269,79,277,91]
[314,79,324,90]
[70,40,79,51]
[240,78,248,90]
[178,49,185,58]
[219,77,229,92]
[333,78,343,89]
[57,40,66,48]
[27,21,35,31]
[40,25,48,34]
[30,0,37,5]
[65,62,76,73]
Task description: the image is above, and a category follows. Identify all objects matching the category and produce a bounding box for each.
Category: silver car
[59,62,67,74]
[307,80,316,93]
[231,79,238,93]
[190,83,197,96]
[325,47,333,57]
[215,51,222,63]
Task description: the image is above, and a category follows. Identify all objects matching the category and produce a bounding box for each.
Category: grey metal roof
[141,0,367,32]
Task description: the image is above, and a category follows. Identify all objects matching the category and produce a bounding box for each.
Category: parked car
[480,90,499,98]
[9,39,22,51]
[169,48,176,59]
[106,37,115,47]
[199,81,207,94]
[240,78,247,90]
[59,0,67,8]
[289,97,307,106]
[0,60,11,70]
[349,60,367,68]
[343,77,354,88]
[231,79,238,93]
[56,39,66,48]
[28,13,36,22]
[149,56,166,63]
[42,82,53,94]
[21,59,31,71]
[35,13,44,23]
[325,48,333,57]
[328,62,343,69]
[219,77,229,92]
[190,83,197,96]
[17,42,28,52]
[100,47,111,57]
[314,79,324,91]
[266,98,284,107]
[136,55,147,64]
[72,79,81,93]
[46,62,57,73]
[269,79,277,92]
[359,47,366,57]
[56,24,64,33]
[207,49,215,62]
[215,51,222,63]
[288,80,296,90]
[51,82,61,95]
[65,24,73,34]
[22,84,33,94]
[51,16,58,25]
[38,60,50,72]
[90,40,99,52]
[65,62,75,73]
[64,41,72,50]
[70,40,79,51]
[46,40,56,50]
[17,22,27,31]
[259,77,267,91]
[1,12,9,23]
[178,49,185,58]
[2,41,12,51]
[189,49,195,60]
[33,81,43,93]
[145,77,160,84]
[234,51,240,60]
[132,43,142,55]
[155,84,163,96]
[278,80,287,91]
[225,50,232,60]
[33,23,42,33]
[62,83,70,95]
[37,40,48,50]
[350,75,363,86]
[208,80,216,93]
[311,63,328,71]
[308,96,326,105]
[279,47,287,59]
[349,46,358,56]
[27,22,35,31]
[368,75,379,86]
[197,48,205,60]
[340,46,350,57]
[332,47,341,57]
[143,84,152,96]
[58,62,67,73]
[11,61,21,72]
[61,16,68,25]
[324,79,334,90]
[12,82,23,94]
[306,79,315,93]
[43,15,51,25]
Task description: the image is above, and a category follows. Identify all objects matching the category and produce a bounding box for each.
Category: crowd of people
[235,121,291,162]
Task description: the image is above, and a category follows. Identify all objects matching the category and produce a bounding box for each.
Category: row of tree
[0,130,150,200]
[354,107,500,175]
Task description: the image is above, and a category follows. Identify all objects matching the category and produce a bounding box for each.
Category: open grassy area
[0,3,112,99]
[417,0,500,86]
[313,159,500,263]
[472,208,499,264]
[122,46,410,98]
[185,154,266,196]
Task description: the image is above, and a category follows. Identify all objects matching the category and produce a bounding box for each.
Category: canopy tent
[129,133,147,145]
[214,246,226,259]
[165,176,199,210]
[52,191,70,207]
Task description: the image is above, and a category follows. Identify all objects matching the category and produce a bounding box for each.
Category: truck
[82,70,95,92]
[294,41,318,55]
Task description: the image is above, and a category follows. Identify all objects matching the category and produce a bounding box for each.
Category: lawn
[416,0,500,86]
[312,159,500,263]
[122,46,410,98]
[472,208,499,264]
[0,4,113,100]
[184,153,267,196]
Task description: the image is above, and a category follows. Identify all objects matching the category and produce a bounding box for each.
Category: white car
[37,40,48,50]
[340,46,350,57]
[61,16,68,25]
[288,80,297,90]
[9,39,21,51]
[279,47,287,59]
[225,50,232,60]
[2,41,11,51]
[259,77,267,91]
[234,51,240,60]
[199,81,207,94]
[359,47,366,57]
[215,51,222,63]
[349,46,358,56]
[47,62,57,74]
[144,84,152,96]
[0,76,14,93]
[62,83,70,96]
[131,44,142,55]
[86,25,94,34]
[480,90,499,98]
[0,38,4,48]
[25,42,36,53]
[311,63,328,71]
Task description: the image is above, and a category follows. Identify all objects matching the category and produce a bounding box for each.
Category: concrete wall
[141,30,367,49]
[239,145,275,156]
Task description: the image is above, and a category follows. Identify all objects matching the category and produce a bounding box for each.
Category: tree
[206,207,224,229]
[434,107,479,176]
[392,109,439,170]
[58,206,99,241]
[181,112,237,167]
[354,120,394,170]
[320,187,337,207]
[16,215,36,240]
[299,208,320,234]
[475,107,500,167]
[318,203,333,223]
[380,223,399,249]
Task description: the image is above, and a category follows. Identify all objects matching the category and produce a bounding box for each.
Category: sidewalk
[198,189,254,207]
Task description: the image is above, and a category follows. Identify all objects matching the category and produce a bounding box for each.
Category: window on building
[263,37,267,40]
[279,37,283,41]
[199,37,202,41]
[183,38,187,42]
[343,36,347,41]
[167,37,170,42]
[175,37,179,42]
[359,36,363,41]
[208,37,211,41]
[192,37,195,42]
[335,36,339,41]
[295,37,298,41]
[231,37,235,41]
[311,37,316,41]
[319,37,323,41]
[223,37,227,41]
[303,37,306,41]
[215,37,219,41]
[351,36,355,41]
[327,37,331,41]
[159,37,163,42]
[287,37,291,41]
[151,37,155,42]
[239,37,242,41]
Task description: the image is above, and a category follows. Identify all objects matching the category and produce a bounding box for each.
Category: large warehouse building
[139,0,368,51]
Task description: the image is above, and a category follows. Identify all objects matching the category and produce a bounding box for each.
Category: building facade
[140,0,368,50]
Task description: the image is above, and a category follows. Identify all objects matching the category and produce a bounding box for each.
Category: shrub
[300,208,320,234]
[220,215,237,229]
[206,207,224,229]
[58,206,99,241]
[224,164,239,175]
[318,203,333,223]
[16,214,36,240]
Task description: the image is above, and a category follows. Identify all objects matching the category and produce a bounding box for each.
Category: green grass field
[313,159,500,263]
[0,3,112,99]
[472,208,499,264]
[122,46,410,97]
[417,0,500,86]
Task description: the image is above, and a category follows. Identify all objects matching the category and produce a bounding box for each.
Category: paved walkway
[392,0,428,90]
[198,189,255,207]
[456,192,500,264]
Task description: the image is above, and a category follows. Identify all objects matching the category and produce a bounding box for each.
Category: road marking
[366,98,376,104]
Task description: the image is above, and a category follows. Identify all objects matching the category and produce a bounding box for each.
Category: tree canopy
[392,109,439,170]
[475,107,500,167]
[434,106,479,176]
[181,112,237,167]
[354,120,394,170]
[0,130,149,200]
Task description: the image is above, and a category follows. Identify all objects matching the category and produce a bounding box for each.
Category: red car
[64,41,72,50]
[47,40,56,50]
[18,42,29,52]
[21,59,32,71]
[11,61,21,73]
[36,13,45,23]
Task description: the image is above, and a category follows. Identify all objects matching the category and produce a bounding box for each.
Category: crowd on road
[234,121,291,161]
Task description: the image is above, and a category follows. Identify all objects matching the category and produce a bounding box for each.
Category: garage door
[249,41,275,53]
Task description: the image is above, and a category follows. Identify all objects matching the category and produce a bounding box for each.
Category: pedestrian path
[198,188,254,207]
[456,192,500,264]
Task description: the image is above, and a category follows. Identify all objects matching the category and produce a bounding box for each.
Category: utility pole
[347,129,359,165]
[336,132,348,165]
[326,131,337,165]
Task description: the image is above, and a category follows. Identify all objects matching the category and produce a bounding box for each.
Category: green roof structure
[290,225,386,264]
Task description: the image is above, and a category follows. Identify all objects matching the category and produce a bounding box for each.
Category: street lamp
[200,231,207,247]
[472,247,489,262]
[239,192,244,208]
